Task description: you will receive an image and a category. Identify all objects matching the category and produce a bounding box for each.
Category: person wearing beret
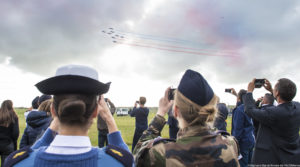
[4,65,134,167]
[24,96,39,122]
[133,69,239,167]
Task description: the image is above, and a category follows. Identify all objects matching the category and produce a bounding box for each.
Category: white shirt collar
[50,135,92,147]
[45,135,92,154]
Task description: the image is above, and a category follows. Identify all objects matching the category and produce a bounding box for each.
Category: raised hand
[157,87,174,117]
[97,95,118,133]
[247,78,256,93]
[263,79,273,93]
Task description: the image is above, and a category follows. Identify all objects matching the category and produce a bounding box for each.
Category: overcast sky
[0,0,299,107]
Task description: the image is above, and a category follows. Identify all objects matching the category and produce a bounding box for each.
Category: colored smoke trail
[114,41,237,58]
[116,37,238,55]
[103,27,240,59]
[113,29,193,44]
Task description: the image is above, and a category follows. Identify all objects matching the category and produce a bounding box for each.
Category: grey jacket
[97,101,116,130]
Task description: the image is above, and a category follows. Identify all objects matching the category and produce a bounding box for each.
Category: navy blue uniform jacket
[130,107,149,131]
[20,111,51,149]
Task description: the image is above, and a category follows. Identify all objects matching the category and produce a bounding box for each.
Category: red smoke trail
[115,41,237,58]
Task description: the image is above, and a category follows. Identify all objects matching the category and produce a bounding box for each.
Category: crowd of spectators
[1,65,299,167]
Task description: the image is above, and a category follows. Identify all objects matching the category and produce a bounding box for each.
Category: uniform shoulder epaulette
[153,137,176,146]
[106,145,133,167]
[4,146,32,167]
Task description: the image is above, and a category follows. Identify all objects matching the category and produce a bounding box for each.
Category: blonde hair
[174,90,218,127]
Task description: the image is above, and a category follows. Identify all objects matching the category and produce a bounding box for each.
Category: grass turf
[15,108,232,150]
[14,108,172,151]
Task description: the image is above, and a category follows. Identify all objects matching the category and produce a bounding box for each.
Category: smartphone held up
[255,79,265,88]
[225,89,232,93]
[168,88,176,101]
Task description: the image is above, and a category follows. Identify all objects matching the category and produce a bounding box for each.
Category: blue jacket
[231,101,242,135]
[130,107,149,130]
[6,129,133,167]
[232,104,255,148]
[20,111,51,149]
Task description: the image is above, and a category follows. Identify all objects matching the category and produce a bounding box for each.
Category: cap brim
[35,75,111,95]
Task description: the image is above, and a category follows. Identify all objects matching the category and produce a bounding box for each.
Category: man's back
[130,107,149,130]
[244,93,300,164]
[265,102,300,148]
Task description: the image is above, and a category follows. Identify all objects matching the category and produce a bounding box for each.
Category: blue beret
[39,94,52,104]
[178,69,214,106]
[31,96,39,109]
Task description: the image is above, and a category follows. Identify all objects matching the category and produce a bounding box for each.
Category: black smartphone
[136,101,139,104]
[225,88,232,93]
[168,88,176,101]
[255,79,265,88]
[104,98,108,102]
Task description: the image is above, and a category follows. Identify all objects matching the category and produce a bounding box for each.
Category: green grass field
[14,108,172,151]
[14,108,232,151]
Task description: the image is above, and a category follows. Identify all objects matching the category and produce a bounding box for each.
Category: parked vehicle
[116,108,129,116]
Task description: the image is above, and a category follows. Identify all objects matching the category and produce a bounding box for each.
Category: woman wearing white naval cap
[4,64,133,167]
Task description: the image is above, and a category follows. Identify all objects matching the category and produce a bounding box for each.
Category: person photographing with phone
[166,88,179,139]
[243,78,300,165]
[4,65,133,167]
[130,97,149,152]
[97,98,116,148]
[226,88,255,167]
[133,69,239,167]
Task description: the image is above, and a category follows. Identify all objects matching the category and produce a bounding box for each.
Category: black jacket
[253,104,273,138]
[20,111,51,149]
[214,103,228,131]
[0,117,19,150]
[243,93,300,164]
[130,107,149,130]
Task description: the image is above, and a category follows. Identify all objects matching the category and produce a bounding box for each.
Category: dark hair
[238,89,247,104]
[39,94,52,105]
[32,96,40,109]
[264,93,274,105]
[0,100,18,127]
[275,78,297,102]
[53,94,97,126]
[139,97,146,105]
